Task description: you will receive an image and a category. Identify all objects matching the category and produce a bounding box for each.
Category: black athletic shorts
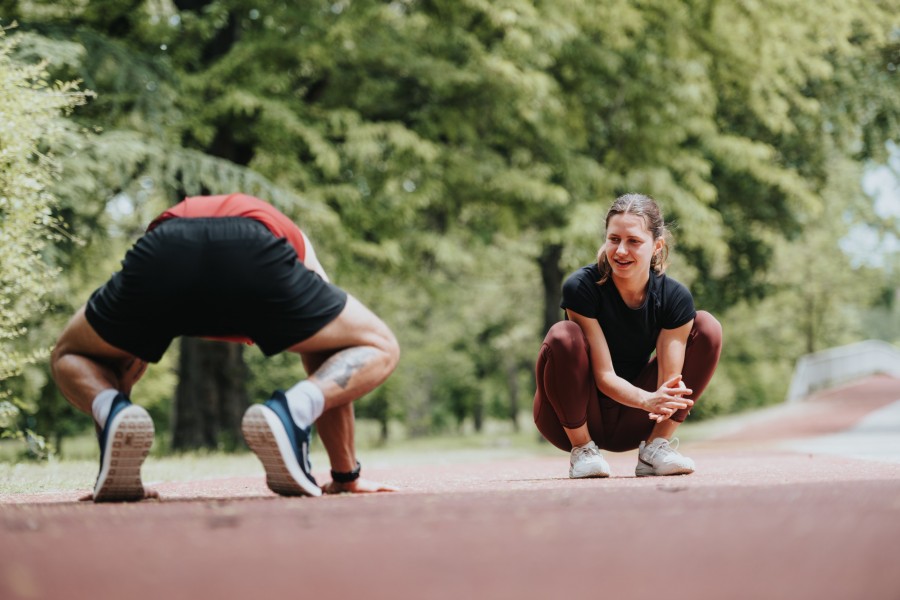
[85,217,348,363]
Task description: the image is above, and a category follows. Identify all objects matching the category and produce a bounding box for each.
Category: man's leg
[299,351,356,472]
[287,294,400,408]
[52,307,149,414]
[51,306,154,501]
[242,294,399,497]
[299,350,397,493]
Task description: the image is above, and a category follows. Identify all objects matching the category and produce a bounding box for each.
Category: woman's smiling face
[604,213,663,283]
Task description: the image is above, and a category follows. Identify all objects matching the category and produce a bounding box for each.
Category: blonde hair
[596,193,670,285]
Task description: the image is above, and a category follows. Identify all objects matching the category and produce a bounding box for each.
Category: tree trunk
[538,243,564,337]
[171,338,249,451]
[379,417,389,445]
[473,396,484,433]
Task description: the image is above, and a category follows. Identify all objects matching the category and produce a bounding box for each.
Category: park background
[2,0,900,467]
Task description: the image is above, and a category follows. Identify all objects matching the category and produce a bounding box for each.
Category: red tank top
[148,193,306,261]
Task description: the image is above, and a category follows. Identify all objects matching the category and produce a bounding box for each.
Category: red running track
[2,375,900,600]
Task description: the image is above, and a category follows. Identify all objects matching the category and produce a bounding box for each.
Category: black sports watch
[331,460,361,483]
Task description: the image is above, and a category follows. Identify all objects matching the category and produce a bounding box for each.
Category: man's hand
[322,478,399,494]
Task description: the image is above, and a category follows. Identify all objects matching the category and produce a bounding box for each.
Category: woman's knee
[691,311,723,356]
[542,321,589,359]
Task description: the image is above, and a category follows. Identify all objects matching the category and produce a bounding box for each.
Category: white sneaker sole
[569,462,611,479]
[569,469,611,479]
[242,405,321,497]
[93,405,154,502]
[635,462,695,477]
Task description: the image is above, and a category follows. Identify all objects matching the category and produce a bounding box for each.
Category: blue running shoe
[94,394,154,502]
[242,391,321,497]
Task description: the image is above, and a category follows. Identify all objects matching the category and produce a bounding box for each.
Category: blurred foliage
[0,27,91,456]
[1,0,899,456]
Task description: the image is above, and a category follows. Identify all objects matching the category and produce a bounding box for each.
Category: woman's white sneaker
[636,437,695,477]
[569,440,611,478]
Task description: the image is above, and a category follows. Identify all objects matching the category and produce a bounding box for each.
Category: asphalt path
[2,375,900,600]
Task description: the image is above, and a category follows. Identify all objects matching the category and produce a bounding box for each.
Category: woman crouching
[534,193,723,478]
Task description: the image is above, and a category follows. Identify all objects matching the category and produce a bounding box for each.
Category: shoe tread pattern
[94,407,154,502]
[241,406,318,497]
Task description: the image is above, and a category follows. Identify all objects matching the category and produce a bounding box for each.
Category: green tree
[7,0,900,450]
[8,1,329,450]
[695,1,900,413]
[0,29,89,450]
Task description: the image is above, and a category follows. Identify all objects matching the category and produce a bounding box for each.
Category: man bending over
[51,193,400,501]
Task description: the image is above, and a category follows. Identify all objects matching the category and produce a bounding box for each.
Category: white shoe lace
[572,442,602,463]
[644,437,681,463]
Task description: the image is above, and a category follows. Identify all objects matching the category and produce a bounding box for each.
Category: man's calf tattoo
[315,347,378,389]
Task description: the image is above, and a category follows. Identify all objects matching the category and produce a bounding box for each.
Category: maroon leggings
[533,311,723,453]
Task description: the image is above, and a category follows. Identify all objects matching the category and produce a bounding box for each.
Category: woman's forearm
[595,371,650,412]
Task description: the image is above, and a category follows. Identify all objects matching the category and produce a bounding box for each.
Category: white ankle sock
[285,380,325,429]
[91,389,120,426]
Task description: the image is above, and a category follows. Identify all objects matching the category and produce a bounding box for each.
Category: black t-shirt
[560,264,696,382]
